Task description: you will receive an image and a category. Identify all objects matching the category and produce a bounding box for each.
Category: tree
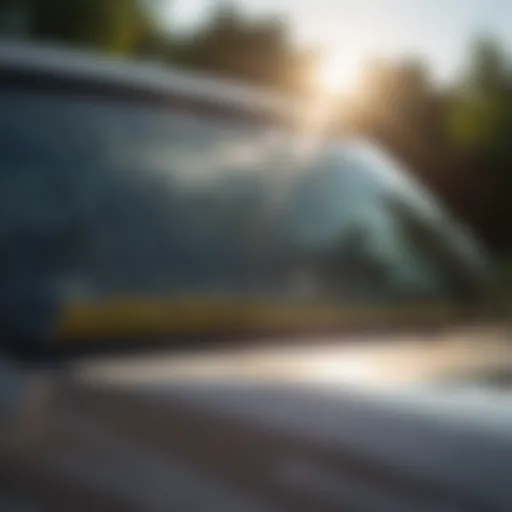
[170,3,318,95]
[445,36,512,253]
[448,37,510,150]
[467,36,509,95]
[11,0,158,55]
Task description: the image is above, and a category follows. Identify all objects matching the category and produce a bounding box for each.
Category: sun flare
[317,54,361,94]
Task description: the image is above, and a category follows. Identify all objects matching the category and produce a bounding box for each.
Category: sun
[317,54,361,94]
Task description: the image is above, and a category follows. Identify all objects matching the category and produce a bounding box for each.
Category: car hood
[3,325,512,511]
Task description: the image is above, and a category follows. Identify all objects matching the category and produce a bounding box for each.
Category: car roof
[0,39,298,123]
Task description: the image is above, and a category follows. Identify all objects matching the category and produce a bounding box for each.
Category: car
[0,40,487,355]
[1,41,506,512]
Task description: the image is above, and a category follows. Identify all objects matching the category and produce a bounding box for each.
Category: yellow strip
[54,296,463,342]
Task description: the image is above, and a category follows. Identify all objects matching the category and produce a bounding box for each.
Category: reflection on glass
[0,89,487,340]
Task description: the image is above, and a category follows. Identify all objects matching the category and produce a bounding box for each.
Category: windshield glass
[0,87,485,345]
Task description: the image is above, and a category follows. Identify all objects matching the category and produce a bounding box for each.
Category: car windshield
[0,86,486,347]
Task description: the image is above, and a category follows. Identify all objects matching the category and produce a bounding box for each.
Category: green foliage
[446,37,512,152]
[448,95,504,149]
[25,0,156,55]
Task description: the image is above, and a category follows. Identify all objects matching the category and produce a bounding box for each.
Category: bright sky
[161,0,512,92]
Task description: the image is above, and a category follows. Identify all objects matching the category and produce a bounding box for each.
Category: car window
[0,88,485,340]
